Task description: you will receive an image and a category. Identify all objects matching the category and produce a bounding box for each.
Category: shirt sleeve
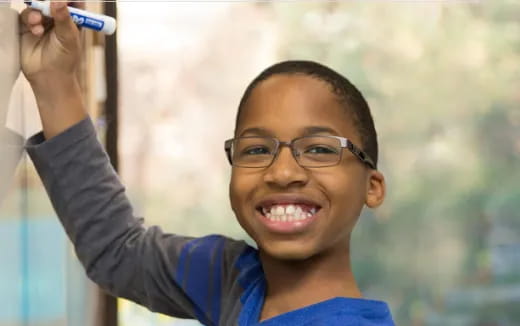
[25,117,249,325]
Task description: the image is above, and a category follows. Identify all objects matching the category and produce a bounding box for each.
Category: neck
[258,245,361,321]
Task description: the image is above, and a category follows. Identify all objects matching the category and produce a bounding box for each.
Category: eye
[305,145,338,154]
[243,146,271,155]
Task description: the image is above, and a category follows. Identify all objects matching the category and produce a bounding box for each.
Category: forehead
[237,74,358,140]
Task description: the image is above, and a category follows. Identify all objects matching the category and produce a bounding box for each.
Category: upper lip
[255,193,323,210]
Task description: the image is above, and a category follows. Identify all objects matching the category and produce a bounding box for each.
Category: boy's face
[229,74,384,261]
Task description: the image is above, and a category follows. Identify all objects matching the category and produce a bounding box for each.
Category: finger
[68,1,85,10]
[30,25,44,37]
[66,1,84,31]
[49,1,78,42]
[19,7,40,29]
[19,8,44,36]
[29,12,54,37]
[27,10,43,26]
[42,15,55,30]
[20,7,34,26]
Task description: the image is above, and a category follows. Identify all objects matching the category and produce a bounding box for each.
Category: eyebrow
[239,126,340,137]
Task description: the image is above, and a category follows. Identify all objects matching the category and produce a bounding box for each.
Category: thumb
[50,1,77,43]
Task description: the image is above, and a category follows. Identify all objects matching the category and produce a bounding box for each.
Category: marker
[27,1,116,35]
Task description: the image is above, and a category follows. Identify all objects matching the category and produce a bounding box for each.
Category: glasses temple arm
[346,141,377,170]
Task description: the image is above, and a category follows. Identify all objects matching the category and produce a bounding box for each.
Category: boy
[20,2,395,325]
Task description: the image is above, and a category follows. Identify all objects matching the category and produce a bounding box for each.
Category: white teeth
[295,206,303,220]
[262,204,319,222]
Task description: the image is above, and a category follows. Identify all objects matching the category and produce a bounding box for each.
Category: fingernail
[28,11,40,24]
[32,25,44,36]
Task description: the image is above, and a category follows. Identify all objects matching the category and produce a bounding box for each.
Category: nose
[263,145,309,189]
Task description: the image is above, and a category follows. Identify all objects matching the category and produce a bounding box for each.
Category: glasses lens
[232,137,277,167]
[295,136,341,167]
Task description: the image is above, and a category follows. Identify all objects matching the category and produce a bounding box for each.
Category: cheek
[229,172,240,212]
[319,172,367,213]
[229,171,260,236]
[229,170,256,212]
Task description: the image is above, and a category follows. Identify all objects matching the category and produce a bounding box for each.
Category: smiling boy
[20,2,395,325]
[229,71,388,322]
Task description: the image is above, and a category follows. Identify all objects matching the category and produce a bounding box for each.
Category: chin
[258,241,318,261]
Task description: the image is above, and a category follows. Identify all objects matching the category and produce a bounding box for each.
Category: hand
[19,1,81,87]
[19,1,88,140]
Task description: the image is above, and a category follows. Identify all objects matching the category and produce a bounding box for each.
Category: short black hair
[234,60,379,168]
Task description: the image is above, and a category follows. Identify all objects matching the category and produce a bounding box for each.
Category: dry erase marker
[27,1,116,35]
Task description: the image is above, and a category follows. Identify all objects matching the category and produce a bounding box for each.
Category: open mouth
[253,195,323,233]
[256,203,321,223]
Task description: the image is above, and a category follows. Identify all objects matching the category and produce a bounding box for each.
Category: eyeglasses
[224,135,376,169]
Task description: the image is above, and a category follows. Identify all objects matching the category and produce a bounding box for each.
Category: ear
[365,170,386,208]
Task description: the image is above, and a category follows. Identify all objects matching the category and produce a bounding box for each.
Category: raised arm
[20,3,248,324]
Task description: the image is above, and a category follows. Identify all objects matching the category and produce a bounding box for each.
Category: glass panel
[297,137,341,165]
[0,2,95,326]
[234,138,276,166]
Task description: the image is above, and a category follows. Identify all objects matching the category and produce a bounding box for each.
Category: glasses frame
[224,135,376,169]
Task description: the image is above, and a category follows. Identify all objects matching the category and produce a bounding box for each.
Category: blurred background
[1,1,519,325]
